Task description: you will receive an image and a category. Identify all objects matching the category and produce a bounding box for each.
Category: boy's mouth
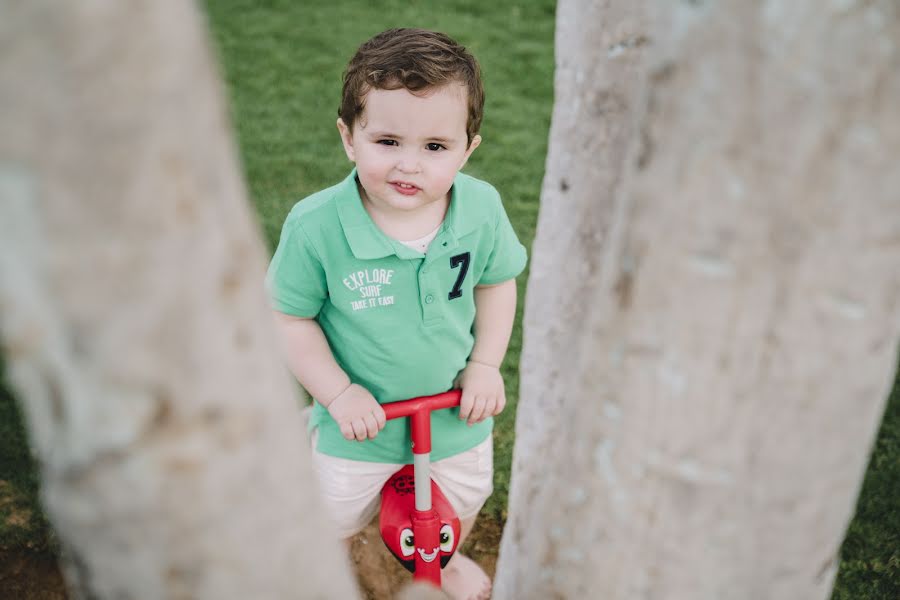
[390,181,420,196]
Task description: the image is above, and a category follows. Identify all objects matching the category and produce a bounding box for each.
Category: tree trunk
[495,1,900,599]
[0,2,358,598]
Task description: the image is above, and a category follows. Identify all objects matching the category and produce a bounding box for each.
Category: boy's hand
[455,361,506,426]
[325,384,386,441]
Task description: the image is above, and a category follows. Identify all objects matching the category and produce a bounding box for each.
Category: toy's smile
[417,547,439,562]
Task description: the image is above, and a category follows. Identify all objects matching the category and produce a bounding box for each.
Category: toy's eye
[400,528,415,557]
[439,524,455,553]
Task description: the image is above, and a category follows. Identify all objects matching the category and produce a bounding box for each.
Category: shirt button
[425,294,434,304]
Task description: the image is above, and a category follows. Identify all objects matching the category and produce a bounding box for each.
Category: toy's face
[394,522,458,568]
[380,466,461,573]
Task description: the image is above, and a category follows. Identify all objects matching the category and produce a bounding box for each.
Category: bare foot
[441,553,492,600]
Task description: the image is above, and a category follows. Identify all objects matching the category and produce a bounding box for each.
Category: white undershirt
[397,224,442,254]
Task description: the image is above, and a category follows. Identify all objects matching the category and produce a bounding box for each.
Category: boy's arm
[455,278,517,425]
[273,311,385,441]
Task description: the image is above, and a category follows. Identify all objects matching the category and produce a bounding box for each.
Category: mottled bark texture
[0,2,358,598]
[495,1,899,599]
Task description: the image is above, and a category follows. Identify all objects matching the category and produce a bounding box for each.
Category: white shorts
[310,431,494,538]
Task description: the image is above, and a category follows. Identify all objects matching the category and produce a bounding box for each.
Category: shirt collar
[336,169,475,260]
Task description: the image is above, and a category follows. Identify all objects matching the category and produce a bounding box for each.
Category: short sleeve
[266,219,327,317]
[478,200,528,285]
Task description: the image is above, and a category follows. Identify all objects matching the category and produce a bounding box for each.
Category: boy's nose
[396,150,421,173]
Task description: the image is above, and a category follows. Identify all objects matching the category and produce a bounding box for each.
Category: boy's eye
[377,139,398,146]
[426,143,446,151]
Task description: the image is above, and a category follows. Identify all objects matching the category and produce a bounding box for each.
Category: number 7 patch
[448,252,470,300]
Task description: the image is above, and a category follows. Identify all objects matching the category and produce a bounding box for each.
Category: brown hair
[339,28,485,146]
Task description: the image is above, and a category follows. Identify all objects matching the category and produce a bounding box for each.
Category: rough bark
[0,2,358,598]
[495,1,900,599]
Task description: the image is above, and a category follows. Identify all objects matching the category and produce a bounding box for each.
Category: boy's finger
[363,413,379,439]
[374,406,387,430]
[340,422,355,441]
[494,393,506,416]
[478,396,497,423]
[459,390,475,420]
[351,419,367,441]
[468,396,486,425]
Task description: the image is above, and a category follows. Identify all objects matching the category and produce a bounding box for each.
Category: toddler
[267,28,527,600]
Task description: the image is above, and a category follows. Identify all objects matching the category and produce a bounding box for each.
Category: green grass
[0,357,55,555]
[832,371,900,599]
[1,2,897,598]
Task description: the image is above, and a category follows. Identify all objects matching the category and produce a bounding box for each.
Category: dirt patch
[350,514,502,599]
[0,480,33,529]
[0,550,67,600]
[1,479,66,599]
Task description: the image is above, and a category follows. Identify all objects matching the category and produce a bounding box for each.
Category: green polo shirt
[267,169,527,463]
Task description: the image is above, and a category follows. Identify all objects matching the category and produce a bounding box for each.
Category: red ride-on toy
[379,390,464,588]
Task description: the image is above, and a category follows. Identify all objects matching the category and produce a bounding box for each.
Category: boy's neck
[357,182,451,242]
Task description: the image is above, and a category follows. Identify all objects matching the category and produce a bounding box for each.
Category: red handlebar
[382,389,462,420]
[381,390,462,586]
[382,390,462,454]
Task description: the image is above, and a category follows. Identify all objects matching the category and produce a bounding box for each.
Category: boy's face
[337,83,481,218]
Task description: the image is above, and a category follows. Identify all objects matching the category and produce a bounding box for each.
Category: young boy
[267,28,526,599]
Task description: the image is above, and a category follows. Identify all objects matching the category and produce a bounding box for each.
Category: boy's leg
[309,429,402,538]
[429,437,494,600]
[439,515,492,600]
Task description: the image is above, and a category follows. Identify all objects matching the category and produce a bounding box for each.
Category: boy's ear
[336,118,356,162]
[460,134,482,169]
